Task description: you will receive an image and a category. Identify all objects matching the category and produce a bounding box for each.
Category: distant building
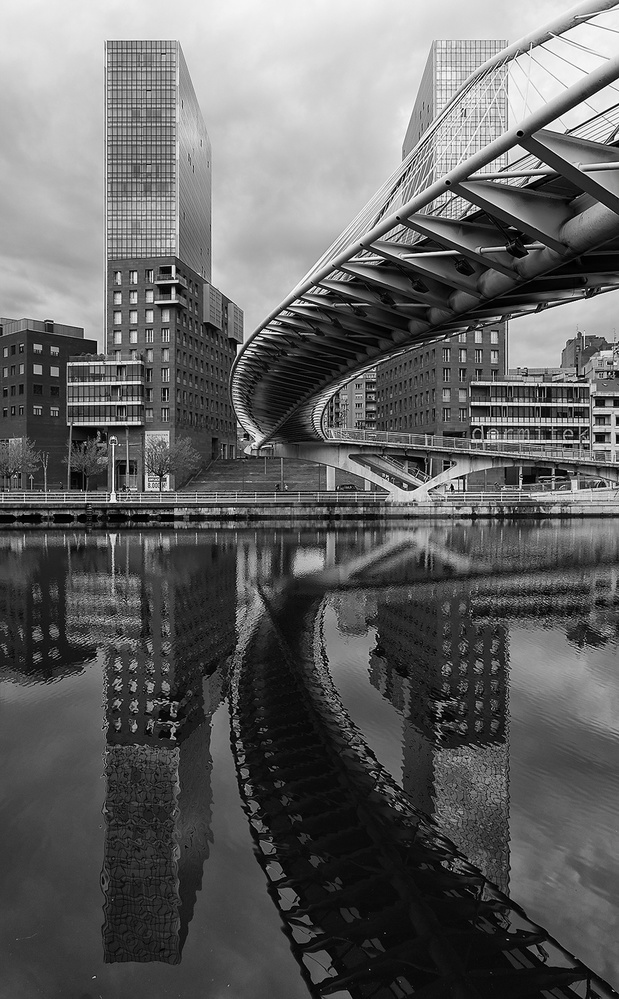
[590,378,619,464]
[561,331,613,375]
[325,368,376,430]
[0,317,97,488]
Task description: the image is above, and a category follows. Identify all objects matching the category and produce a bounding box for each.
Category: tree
[63,434,107,491]
[144,435,202,491]
[0,438,40,489]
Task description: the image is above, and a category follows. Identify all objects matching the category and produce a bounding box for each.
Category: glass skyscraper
[105,40,212,279]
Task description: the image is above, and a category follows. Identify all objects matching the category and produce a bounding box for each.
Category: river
[0,522,618,998]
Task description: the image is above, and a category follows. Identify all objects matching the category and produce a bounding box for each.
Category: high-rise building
[325,367,377,431]
[377,41,509,445]
[67,41,242,490]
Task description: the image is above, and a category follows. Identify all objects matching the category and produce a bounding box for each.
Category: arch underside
[231,3,619,449]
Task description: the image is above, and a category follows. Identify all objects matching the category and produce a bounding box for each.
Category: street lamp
[109,435,118,502]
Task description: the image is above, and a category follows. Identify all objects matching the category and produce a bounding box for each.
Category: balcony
[154,270,188,290]
[155,291,187,308]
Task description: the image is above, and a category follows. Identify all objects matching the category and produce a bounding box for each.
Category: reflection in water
[65,533,237,963]
[0,524,618,996]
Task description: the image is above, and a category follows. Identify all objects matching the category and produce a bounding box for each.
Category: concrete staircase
[182,457,368,492]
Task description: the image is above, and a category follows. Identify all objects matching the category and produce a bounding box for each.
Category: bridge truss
[232,1,619,460]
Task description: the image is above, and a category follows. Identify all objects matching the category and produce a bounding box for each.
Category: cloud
[1,0,615,366]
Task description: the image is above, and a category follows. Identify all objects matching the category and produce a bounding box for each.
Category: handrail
[323,428,618,465]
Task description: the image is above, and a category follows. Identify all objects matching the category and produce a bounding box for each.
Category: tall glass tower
[105,40,212,279]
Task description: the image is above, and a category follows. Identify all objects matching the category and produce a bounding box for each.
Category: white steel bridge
[231,1,619,498]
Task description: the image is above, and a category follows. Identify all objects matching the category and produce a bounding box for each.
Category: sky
[1,0,617,369]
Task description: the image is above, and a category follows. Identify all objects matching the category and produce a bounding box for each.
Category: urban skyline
[1,0,617,370]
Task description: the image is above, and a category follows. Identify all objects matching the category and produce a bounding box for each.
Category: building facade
[377,40,509,441]
[560,331,612,375]
[325,367,377,431]
[0,317,97,488]
[71,40,243,488]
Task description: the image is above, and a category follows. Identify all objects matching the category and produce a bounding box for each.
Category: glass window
[145,289,154,303]
[161,367,170,382]
[442,367,450,382]
[113,312,122,325]
[458,349,467,362]
[18,343,24,353]
[50,406,59,417]
[442,408,451,421]
[458,333,467,343]
[459,408,467,421]
[491,329,499,344]
[442,347,451,362]
[129,330,138,345]
[161,328,170,342]
[33,405,42,416]
[113,292,122,305]
[50,345,59,356]
[50,366,60,377]
[114,271,122,285]
[145,309,154,324]
[19,363,24,374]
[475,330,483,344]
[474,349,483,363]
[33,343,43,354]
[32,364,43,375]
[161,309,170,323]
[1,348,7,358]
[129,310,138,324]
[161,388,169,402]
[161,348,169,362]
[490,350,499,364]
[129,290,138,305]
[129,270,138,284]
[145,407,154,421]
[145,329,154,343]
[442,388,451,402]
[113,331,122,345]
[145,269,154,283]
[161,407,169,422]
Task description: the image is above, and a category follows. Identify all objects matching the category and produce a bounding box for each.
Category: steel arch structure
[232,0,619,449]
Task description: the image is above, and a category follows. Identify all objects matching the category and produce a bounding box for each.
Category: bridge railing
[324,428,614,465]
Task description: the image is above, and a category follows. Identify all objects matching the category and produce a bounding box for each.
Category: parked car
[336,483,357,492]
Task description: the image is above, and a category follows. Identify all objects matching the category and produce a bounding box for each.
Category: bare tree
[63,434,107,491]
[39,451,50,492]
[0,438,40,489]
[144,435,202,491]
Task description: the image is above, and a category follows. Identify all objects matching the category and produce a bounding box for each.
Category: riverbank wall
[0,490,618,525]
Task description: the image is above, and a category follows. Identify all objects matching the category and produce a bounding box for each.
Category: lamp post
[109,435,118,502]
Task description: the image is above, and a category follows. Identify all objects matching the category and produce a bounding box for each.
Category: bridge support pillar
[325,465,335,491]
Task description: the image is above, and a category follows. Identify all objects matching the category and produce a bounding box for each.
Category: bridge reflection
[231,528,619,998]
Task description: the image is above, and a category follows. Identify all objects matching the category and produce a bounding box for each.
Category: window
[458,388,467,402]
[145,269,154,283]
[3,348,8,358]
[33,405,42,416]
[1,368,6,378]
[491,329,499,344]
[50,406,59,417]
[458,368,467,382]
[161,367,170,382]
[10,406,15,416]
[113,331,122,345]
[113,311,122,325]
[442,367,450,382]
[129,330,138,345]
[475,330,483,344]
[10,365,15,376]
[145,388,154,402]
[113,292,122,305]
[18,343,24,353]
[129,270,138,284]
[145,289,154,304]
[458,349,467,362]
[145,309,154,324]
[32,364,43,375]
[442,408,451,421]
[145,349,154,362]
[114,270,122,285]
[128,290,138,305]
[490,350,499,364]
[161,388,169,402]
[475,369,483,380]
[33,384,43,395]
[18,384,24,395]
[50,366,60,377]
[161,309,170,323]
[33,343,43,354]
[114,350,122,361]
[474,349,483,363]
[161,347,169,362]
[161,327,170,342]
[50,345,59,356]
[145,329,154,343]
[442,388,451,402]
[18,406,24,416]
[145,407,154,421]
[161,407,169,422]
[2,409,6,418]
[145,368,153,383]
[459,408,467,421]
[50,386,59,397]
[458,333,467,343]
[442,347,451,362]
[129,310,138,324]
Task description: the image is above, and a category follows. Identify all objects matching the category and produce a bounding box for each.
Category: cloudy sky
[1,0,617,367]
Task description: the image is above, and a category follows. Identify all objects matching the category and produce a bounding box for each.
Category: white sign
[144,430,171,491]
